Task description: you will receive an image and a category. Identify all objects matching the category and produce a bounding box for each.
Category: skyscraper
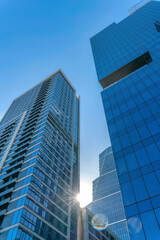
[79,207,120,240]
[0,70,80,240]
[90,0,160,239]
[88,147,130,240]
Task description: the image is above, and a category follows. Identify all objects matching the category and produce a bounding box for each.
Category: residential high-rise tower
[91,1,160,239]
[0,70,80,240]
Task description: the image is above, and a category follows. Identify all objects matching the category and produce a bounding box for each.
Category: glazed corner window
[155,21,160,32]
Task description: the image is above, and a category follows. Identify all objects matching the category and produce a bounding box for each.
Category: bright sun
[76,180,92,208]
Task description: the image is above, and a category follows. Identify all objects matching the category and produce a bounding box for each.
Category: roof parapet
[128,0,153,15]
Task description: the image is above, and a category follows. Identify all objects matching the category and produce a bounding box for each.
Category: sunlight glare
[77,180,92,207]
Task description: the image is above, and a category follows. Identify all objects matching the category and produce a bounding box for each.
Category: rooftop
[128,0,153,15]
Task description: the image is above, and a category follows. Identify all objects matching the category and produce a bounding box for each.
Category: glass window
[119,173,130,184]
[145,143,160,163]
[111,138,121,152]
[143,172,160,197]
[115,157,127,175]
[125,152,139,171]
[120,134,131,148]
[147,120,160,135]
[129,129,141,144]
[138,199,152,213]
[7,227,18,240]
[125,204,138,218]
[121,182,135,206]
[155,22,160,32]
[137,125,151,140]
[131,110,143,123]
[123,115,134,128]
[155,208,160,226]
[141,210,160,240]
[152,160,160,171]
[156,170,160,182]
[132,177,148,201]
[116,119,125,131]
[129,169,141,180]
[141,164,153,175]
[135,148,150,167]
[128,215,146,240]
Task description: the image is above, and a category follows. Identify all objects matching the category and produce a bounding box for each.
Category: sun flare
[76,180,92,208]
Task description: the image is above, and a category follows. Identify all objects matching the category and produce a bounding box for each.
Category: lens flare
[127,217,142,234]
[76,193,81,202]
[91,214,108,231]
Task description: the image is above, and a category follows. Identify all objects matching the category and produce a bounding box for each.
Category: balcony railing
[2,168,20,181]
[0,178,17,191]
[0,209,6,217]
[0,187,13,198]
[0,197,10,207]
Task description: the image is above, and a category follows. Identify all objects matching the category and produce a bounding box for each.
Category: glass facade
[0,70,80,240]
[91,1,160,240]
[80,207,120,240]
[88,147,130,240]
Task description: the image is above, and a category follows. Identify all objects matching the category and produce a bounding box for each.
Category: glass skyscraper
[0,70,80,240]
[88,147,130,240]
[90,1,160,239]
[80,207,120,240]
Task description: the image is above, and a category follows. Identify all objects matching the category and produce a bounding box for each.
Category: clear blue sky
[0,0,138,203]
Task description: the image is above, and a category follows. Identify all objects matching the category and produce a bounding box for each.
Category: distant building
[88,147,130,240]
[80,207,120,240]
[91,0,160,239]
[0,70,80,240]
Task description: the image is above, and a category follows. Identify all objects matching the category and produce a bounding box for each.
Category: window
[141,210,160,240]
[121,182,135,206]
[134,148,150,167]
[125,152,139,171]
[115,157,127,175]
[143,172,160,197]
[125,204,138,218]
[132,177,148,201]
[155,22,160,32]
[138,199,152,213]
[145,143,160,163]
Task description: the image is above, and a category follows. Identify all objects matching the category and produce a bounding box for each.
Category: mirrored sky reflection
[0,0,139,207]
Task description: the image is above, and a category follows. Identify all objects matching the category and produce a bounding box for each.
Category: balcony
[0,132,10,140]
[27,114,39,123]
[6,161,23,173]
[0,187,13,198]
[32,99,44,108]
[23,124,36,134]
[0,138,8,145]
[12,149,27,159]
[17,139,30,147]
[20,128,34,137]
[2,168,20,182]
[29,109,41,117]
[25,118,37,128]
[0,178,17,192]
[3,122,15,131]
[19,133,32,142]
[0,209,6,217]
[9,154,25,166]
[0,142,5,150]
[0,198,10,208]
[14,142,29,153]
[31,104,43,112]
